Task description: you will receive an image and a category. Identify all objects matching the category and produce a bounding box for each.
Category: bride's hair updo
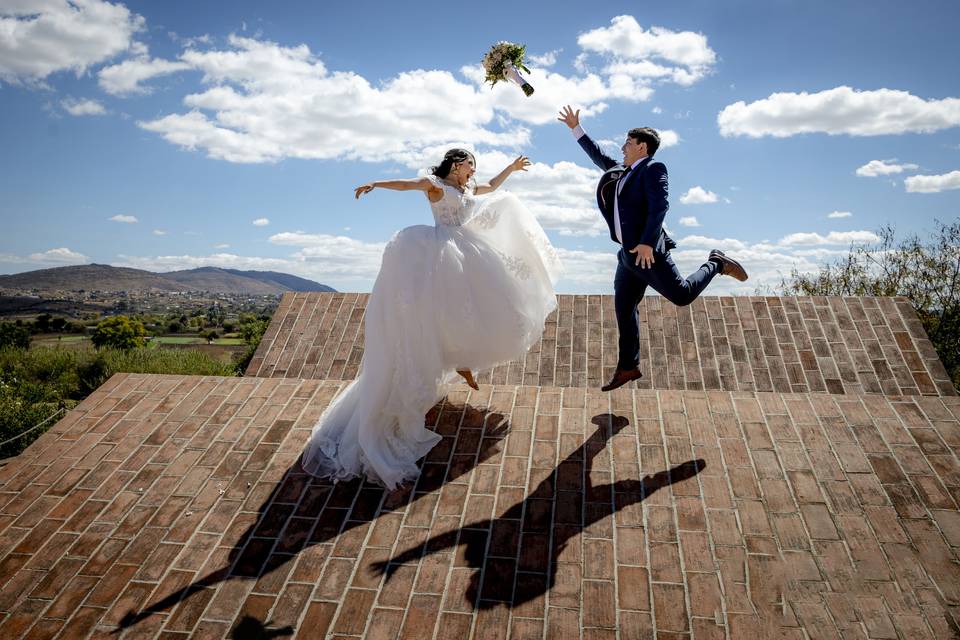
[431,148,476,179]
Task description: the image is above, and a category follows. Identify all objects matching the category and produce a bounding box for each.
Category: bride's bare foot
[457,369,479,390]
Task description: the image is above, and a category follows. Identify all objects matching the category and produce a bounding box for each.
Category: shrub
[0,323,30,350]
[779,220,960,391]
[0,346,237,458]
[234,317,271,374]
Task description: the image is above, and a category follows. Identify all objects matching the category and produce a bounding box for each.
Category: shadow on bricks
[371,414,706,609]
[116,403,511,632]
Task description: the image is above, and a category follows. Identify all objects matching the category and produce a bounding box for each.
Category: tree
[240,318,269,345]
[167,321,183,334]
[779,220,960,391]
[91,316,147,350]
[50,317,67,333]
[33,313,52,334]
[200,329,220,344]
[0,322,31,349]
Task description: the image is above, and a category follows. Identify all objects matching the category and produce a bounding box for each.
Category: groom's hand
[557,105,580,129]
[630,244,655,268]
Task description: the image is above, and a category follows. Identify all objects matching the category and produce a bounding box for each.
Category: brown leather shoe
[709,250,748,282]
[457,369,479,390]
[601,368,643,392]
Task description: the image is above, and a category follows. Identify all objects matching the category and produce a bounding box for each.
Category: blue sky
[2,0,959,294]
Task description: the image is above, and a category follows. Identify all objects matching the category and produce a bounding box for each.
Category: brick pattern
[247,292,955,396]
[2,373,959,638]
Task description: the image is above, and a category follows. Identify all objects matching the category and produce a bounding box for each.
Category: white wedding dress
[301,176,562,489]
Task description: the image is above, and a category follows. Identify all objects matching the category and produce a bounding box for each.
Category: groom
[559,105,748,392]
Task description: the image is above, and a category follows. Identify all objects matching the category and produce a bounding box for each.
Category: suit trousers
[614,247,720,370]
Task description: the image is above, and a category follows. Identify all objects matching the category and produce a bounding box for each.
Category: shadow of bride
[117,400,509,631]
[371,414,706,609]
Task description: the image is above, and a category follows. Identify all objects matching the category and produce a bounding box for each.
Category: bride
[301,149,562,489]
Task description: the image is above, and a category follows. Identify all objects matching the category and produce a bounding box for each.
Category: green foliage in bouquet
[482,41,531,86]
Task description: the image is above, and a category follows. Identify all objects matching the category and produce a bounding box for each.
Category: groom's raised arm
[558,105,617,171]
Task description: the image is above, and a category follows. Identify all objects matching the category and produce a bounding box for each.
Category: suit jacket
[577,133,676,254]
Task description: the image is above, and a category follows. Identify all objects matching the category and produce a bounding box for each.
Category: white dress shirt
[573,125,646,245]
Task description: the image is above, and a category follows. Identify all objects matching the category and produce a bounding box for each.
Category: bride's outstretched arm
[354,177,437,199]
[474,156,530,195]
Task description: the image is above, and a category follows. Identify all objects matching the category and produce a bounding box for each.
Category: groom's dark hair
[628,127,660,156]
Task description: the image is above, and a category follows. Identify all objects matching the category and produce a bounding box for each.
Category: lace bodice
[426,175,478,226]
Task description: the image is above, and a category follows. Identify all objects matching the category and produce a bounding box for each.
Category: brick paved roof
[247,292,956,396]
[2,372,960,638]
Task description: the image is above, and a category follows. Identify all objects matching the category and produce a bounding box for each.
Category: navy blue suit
[577,132,719,370]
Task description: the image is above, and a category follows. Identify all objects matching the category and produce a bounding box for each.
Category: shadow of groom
[372,414,706,609]
[118,400,510,631]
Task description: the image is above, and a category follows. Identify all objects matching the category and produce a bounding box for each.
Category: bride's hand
[510,156,531,172]
[354,183,375,199]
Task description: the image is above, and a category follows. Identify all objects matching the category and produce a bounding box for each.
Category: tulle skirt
[301,192,562,488]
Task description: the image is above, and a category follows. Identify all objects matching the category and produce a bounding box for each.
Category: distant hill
[165,268,335,293]
[0,264,336,295]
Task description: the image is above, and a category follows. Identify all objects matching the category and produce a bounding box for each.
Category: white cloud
[213,243,230,249]
[658,130,680,148]
[459,62,647,127]
[131,21,704,165]
[134,35,544,164]
[553,248,617,290]
[115,232,391,289]
[827,211,852,219]
[577,15,716,87]
[107,223,875,296]
[98,53,191,95]
[252,218,270,226]
[568,232,851,295]
[529,49,561,67]
[778,230,879,246]
[679,235,748,251]
[482,153,606,236]
[383,146,606,237]
[61,97,106,116]
[268,232,386,279]
[678,216,700,227]
[0,0,144,85]
[109,214,138,223]
[718,87,960,138]
[0,247,89,266]
[652,106,663,114]
[904,170,960,193]
[117,252,293,273]
[855,159,919,177]
[26,247,89,265]
[152,229,167,236]
[679,186,718,204]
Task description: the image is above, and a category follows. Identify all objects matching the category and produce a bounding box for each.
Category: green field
[152,336,205,344]
[32,335,90,344]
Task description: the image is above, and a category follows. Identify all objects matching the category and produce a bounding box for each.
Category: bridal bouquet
[482,41,534,97]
